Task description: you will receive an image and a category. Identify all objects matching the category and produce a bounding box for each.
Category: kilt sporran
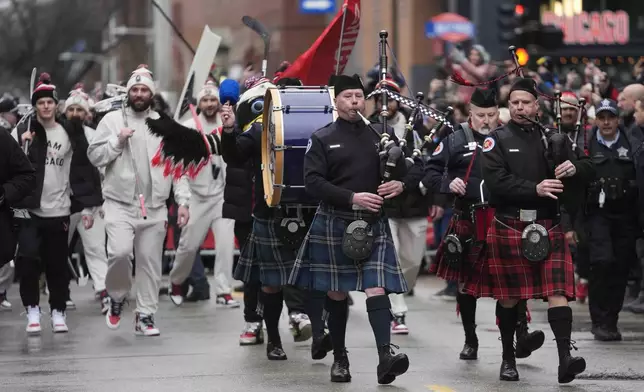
[521,223,551,262]
[342,219,375,261]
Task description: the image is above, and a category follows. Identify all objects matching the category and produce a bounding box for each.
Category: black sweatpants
[17,215,70,311]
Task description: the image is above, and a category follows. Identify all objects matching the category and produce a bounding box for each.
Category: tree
[0,0,120,97]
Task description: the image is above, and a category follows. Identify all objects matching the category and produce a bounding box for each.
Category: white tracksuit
[169,113,236,295]
[88,107,190,315]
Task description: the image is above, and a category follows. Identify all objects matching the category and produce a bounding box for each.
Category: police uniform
[428,88,544,362]
[584,99,642,341]
[289,74,423,385]
[480,78,594,384]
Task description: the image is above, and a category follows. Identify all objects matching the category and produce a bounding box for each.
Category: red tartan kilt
[471,216,575,300]
[435,217,488,289]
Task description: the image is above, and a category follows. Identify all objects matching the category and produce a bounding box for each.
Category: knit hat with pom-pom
[65,83,90,113]
[126,64,156,95]
[31,72,58,106]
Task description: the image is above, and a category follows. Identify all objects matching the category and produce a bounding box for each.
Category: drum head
[261,86,337,207]
[262,88,283,207]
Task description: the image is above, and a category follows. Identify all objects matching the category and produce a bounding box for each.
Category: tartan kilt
[288,204,408,294]
[233,216,298,287]
[470,216,575,300]
[435,216,488,293]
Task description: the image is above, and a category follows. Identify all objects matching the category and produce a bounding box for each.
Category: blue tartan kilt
[288,203,408,294]
[233,216,297,287]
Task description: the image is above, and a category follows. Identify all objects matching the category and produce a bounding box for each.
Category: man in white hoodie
[64,84,110,314]
[167,80,238,308]
[87,65,190,336]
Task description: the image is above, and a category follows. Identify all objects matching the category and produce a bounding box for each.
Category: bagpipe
[362,30,455,181]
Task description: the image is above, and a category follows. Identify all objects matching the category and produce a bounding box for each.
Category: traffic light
[498,2,522,44]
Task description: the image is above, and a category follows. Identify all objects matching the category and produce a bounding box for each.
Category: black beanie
[329,74,365,96]
[509,77,538,99]
[31,73,59,106]
[470,88,497,108]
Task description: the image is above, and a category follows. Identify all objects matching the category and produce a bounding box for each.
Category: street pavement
[1,275,644,392]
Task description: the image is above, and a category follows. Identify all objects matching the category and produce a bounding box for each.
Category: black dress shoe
[459,343,478,360]
[330,350,351,383]
[499,359,519,381]
[311,333,333,360]
[515,330,545,358]
[185,289,211,302]
[266,342,287,360]
[376,344,409,385]
[558,355,586,384]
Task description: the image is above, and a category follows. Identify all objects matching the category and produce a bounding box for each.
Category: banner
[276,0,360,85]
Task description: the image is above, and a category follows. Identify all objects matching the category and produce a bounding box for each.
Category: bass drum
[262,86,337,207]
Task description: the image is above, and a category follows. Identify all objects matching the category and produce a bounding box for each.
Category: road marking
[426,386,455,392]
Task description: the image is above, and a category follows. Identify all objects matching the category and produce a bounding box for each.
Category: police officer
[480,77,594,383]
[289,74,424,384]
[557,92,592,303]
[427,87,544,361]
[585,99,642,341]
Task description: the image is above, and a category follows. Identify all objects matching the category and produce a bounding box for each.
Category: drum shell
[471,204,495,242]
[262,87,337,206]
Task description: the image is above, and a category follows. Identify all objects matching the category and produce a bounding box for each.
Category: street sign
[299,0,335,14]
[425,20,475,40]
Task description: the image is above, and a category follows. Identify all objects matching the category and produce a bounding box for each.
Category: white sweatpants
[388,217,429,315]
[0,263,13,292]
[170,195,235,295]
[103,199,167,315]
[68,210,108,292]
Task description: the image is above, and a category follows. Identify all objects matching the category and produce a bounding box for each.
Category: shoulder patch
[482,137,495,152]
[432,141,444,156]
[305,138,312,153]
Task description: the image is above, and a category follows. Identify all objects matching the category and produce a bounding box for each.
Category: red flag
[276,0,361,85]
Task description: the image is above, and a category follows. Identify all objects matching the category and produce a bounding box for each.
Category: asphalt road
[0,275,643,392]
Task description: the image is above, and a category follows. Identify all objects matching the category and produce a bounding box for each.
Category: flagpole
[334,2,348,75]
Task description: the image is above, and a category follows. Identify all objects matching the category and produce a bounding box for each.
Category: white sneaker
[0,292,11,311]
[135,313,160,336]
[216,294,239,308]
[289,312,312,342]
[169,283,184,306]
[391,314,409,335]
[66,300,76,310]
[51,309,69,333]
[25,306,41,335]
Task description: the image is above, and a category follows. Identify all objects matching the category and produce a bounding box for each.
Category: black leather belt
[495,207,558,222]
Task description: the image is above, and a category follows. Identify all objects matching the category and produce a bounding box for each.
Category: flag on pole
[275,0,361,85]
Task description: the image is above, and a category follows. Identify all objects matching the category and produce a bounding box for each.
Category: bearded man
[88,65,191,336]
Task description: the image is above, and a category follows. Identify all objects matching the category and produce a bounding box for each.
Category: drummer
[425,87,545,361]
[288,74,424,385]
[219,76,332,362]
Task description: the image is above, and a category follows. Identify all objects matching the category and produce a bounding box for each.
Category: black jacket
[222,128,254,222]
[0,131,36,265]
[14,117,103,213]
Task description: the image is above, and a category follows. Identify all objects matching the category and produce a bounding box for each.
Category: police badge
[342,220,374,261]
[521,223,551,262]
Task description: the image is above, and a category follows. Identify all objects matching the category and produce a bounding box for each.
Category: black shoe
[311,333,333,360]
[592,325,621,341]
[499,359,519,381]
[558,355,586,383]
[266,341,287,360]
[330,350,351,383]
[376,344,409,385]
[515,330,545,358]
[185,289,211,302]
[459,343,478,360]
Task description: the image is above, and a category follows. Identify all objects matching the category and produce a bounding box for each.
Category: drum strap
[460,122,476,146]
[463,145,478,184]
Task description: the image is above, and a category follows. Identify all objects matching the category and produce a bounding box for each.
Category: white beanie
[65,83,90,113]
[126,64,156,95]
[197,80,219,103]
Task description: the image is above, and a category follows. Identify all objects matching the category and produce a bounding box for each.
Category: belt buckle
[519,209,537,222]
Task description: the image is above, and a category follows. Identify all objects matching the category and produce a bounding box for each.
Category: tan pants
[388,217,428,315]
[103,199,167,315]
[170,195,235,295]
[68,210,108,292]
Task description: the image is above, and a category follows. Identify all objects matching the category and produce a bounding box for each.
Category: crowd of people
[1,35,644,386]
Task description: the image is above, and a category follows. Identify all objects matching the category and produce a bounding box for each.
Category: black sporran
[521,223,551,262]
[443,233,465,267]
[275,218,307,251]
[342,220,374,261]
